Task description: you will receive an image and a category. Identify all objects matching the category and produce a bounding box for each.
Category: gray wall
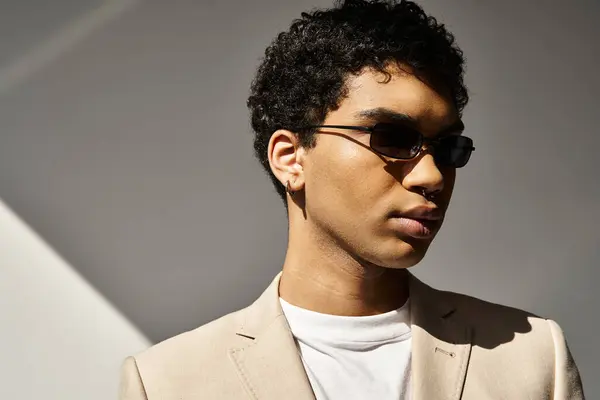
[0,0,597,398]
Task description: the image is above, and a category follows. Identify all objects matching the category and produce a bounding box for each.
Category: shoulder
[124,273,284,398]
[136,306,246,364]
[411,276,556,344]
[445,289,543,323]
[129,306,250,397]
[440,289,560,387]
[435,288,583,397]
[442,288,556,349]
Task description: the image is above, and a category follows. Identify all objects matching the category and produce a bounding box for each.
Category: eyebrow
[353,107,465,135]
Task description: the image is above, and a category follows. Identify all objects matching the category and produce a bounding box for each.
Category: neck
[279,212,410,316]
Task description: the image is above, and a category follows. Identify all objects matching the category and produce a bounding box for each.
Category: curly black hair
[247,0,468,204]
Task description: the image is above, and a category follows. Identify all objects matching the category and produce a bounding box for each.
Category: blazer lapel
[229,271,472,400]
[409,274,473,400]
[229,273,315,400]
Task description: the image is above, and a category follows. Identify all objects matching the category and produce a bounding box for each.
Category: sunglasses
[298,123,475,168]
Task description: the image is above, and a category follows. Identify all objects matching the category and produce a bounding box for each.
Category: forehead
[335,65,458,132]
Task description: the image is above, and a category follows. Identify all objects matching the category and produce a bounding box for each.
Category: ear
[267,129,306,193]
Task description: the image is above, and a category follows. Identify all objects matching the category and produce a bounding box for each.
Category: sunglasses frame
[297,123,475,167]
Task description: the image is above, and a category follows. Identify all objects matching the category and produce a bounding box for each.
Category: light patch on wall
[0,199,149,399]
[0,0,141,96]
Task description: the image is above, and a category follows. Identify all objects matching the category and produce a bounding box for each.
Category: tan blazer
[119,272,585,399]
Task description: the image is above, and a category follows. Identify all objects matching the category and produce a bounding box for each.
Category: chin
[382,252,424,269]
[376,237,430,269]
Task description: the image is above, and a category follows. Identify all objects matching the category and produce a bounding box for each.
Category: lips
[388,207,443,239]
[388,216,439,238]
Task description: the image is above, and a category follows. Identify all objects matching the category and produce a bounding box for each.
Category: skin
[268,64,464,317]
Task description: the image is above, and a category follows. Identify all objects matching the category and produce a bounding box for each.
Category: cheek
[305,137,392,214]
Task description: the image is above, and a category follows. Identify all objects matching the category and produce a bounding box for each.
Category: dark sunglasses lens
[370,123,422,159]
[436,136,474,168]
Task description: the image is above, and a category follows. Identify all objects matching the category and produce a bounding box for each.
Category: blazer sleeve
[119,356,148,400]
[547,319,585,399]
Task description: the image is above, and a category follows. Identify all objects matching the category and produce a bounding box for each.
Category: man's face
[301,65,463,269]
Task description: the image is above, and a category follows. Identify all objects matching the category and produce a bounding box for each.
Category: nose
[401,150,444,196]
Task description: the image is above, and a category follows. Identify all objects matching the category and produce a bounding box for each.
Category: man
[120,0,585,399]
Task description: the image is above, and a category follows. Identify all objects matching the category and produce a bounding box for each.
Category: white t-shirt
[279,297,412,400]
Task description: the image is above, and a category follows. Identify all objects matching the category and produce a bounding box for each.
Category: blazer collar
[229,271,472,400]
[228,272,315,400]
[409,274,473,400]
